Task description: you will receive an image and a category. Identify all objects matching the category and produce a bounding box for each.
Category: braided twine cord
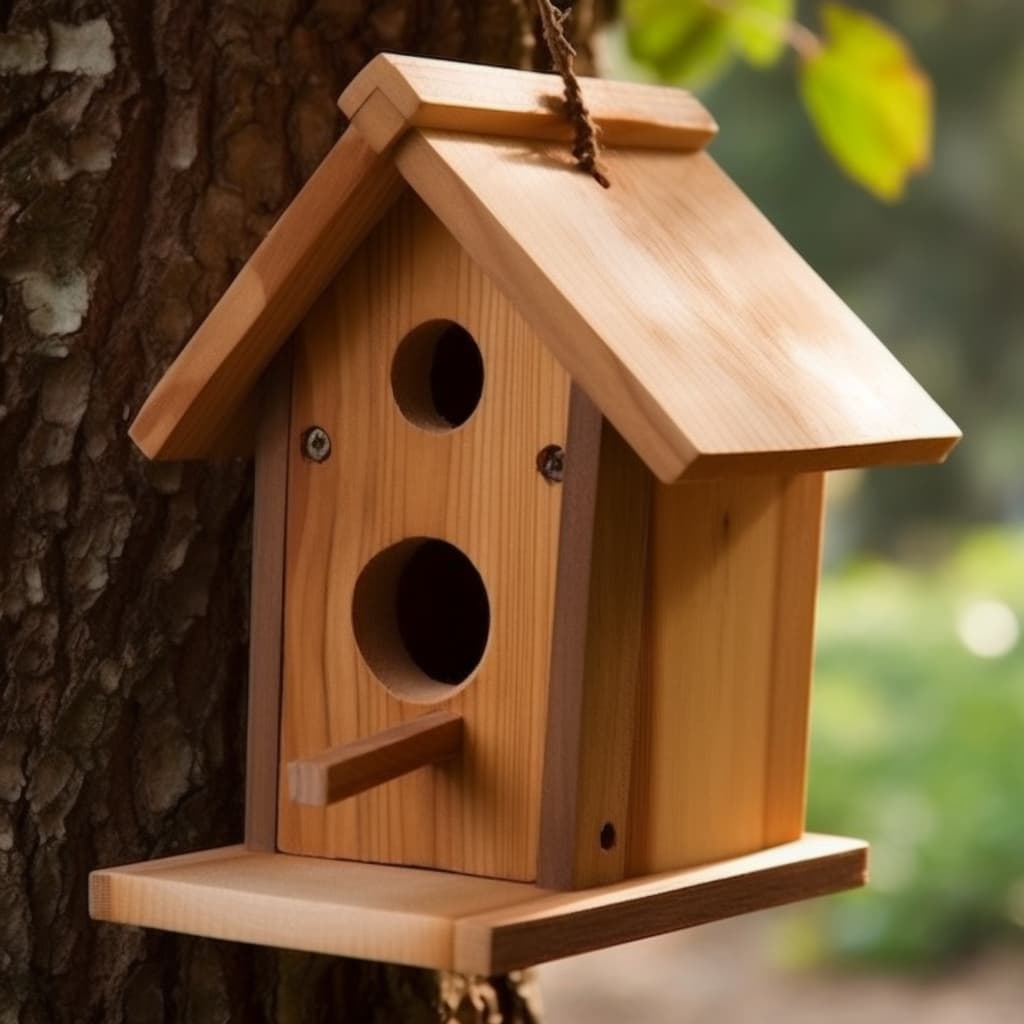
[533,0,610,188]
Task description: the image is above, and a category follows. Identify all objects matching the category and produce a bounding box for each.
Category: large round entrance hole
[352,538,490,703]
[391,320,484,431]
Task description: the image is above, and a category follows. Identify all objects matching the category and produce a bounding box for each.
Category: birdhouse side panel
[625,472,825,874]
[277,191,573,881]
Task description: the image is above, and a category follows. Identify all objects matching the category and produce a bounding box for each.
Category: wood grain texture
[458,833,867,974]
[762,474,827,846]
[395,130,960,483]
[536,389,603,890]
[89,834,868,973]
[278,191,573,880]
[339,53,718,153]
[90,844,534,971]
[132,69,958,477]
[569,424,653,888]
[288,711,464,806]
[626,474,826,874]
[244,353,292,851]
[537,419,654,890]
[129,128,405,460]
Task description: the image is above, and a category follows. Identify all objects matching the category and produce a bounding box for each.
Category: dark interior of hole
[395,540,489,685]
[600,822,617,851]
[429,324,484,427]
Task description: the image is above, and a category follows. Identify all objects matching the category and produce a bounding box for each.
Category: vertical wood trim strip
[761,473,826,845]
[571,426,653,886]
[536,386,603,889]
[244,349,293,851]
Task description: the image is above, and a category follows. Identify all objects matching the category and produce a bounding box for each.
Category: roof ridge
[338,52,719,155]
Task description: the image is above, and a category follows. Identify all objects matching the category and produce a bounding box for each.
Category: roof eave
[130,129,404,460]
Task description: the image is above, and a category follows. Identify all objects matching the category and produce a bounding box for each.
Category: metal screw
[536,444,565,483]
[301,426,332,463]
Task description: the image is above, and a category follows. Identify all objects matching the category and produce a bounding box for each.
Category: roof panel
[131,56,959,474]
[395,130,960,481]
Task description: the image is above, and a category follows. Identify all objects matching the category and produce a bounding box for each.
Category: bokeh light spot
[956,598,1020,658]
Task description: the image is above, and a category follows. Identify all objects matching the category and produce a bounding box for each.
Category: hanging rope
[533,0,610,188]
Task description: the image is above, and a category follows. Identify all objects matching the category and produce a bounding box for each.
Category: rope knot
[534,0,610,188]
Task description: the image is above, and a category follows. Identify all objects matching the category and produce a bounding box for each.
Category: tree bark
[0,2,599,1021]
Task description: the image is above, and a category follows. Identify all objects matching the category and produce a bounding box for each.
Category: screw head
[536,444,565,483]
[301,426,332,463]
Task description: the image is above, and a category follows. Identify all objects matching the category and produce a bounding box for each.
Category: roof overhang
[130,54,959,480]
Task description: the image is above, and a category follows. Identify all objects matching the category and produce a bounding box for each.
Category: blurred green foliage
[621,0,932,199]
[623,0,794,85]
[793,528,1024,965]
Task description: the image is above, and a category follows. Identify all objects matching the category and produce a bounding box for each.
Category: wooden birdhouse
[91,55,960,972]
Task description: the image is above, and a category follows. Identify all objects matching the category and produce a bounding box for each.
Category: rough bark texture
[0,2,599,1021]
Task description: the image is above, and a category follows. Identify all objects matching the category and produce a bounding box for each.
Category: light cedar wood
[339,52,718,154]
[244,353,292,850]
[346,86,411,155]
[457,833,867,974]
[89,834,868,973]
[202,389,261,459]
[394,130,961,484]
[537,421,653,890]
[536,388,603,889]
[626,474,826,874]
[278,191,573,881]
[762,473,827,845]
[129,129,405,460]
[569,424,653,887]
[90,844,532,971]
[288,710,464,806]
[131,59,958,476]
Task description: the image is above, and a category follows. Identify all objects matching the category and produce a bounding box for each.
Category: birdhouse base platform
[90,833,866,973]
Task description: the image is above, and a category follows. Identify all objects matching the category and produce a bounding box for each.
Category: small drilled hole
[391,320,484,431]
[352,538,490,703]
[599,822,617,851]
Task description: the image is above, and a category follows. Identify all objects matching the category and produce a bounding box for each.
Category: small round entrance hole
[352,538,490,703]
[599,822,617,851]
[391,320,484,431]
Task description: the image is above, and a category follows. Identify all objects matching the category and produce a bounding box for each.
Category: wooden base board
[90,834,866,974]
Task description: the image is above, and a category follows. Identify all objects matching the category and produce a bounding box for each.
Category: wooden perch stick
[288,711,464,806]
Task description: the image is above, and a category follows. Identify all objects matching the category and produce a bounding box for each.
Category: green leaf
[799,3,933,201]
[624,0,735,87]
[728,0,795,67]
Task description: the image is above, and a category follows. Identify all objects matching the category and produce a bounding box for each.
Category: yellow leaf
[729,0,795,68]
[799,3,933,201]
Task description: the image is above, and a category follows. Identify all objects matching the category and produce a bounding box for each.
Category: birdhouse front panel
[277,190,574,881]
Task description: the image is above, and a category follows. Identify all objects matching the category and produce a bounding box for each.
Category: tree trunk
[0,2,600,1020]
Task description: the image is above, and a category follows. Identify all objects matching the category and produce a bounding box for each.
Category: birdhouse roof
[130,54,959,481]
